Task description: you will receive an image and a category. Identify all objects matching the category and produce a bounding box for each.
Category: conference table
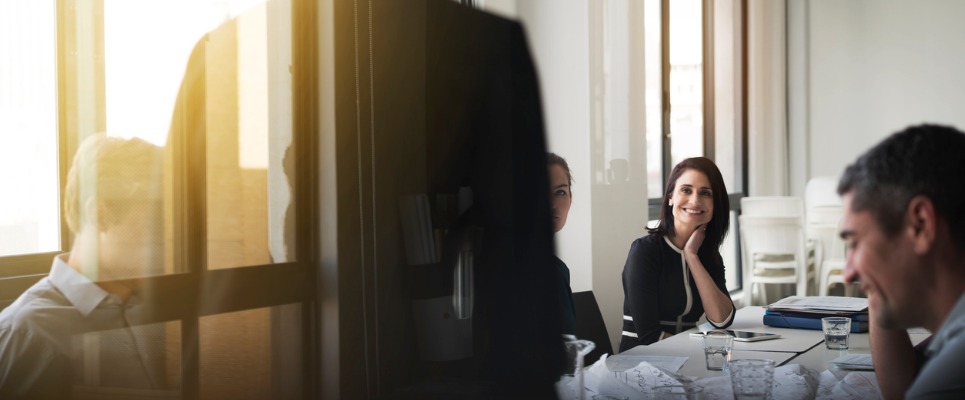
[612,306,931,378]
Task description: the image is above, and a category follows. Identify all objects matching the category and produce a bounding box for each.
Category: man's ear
[905,195,936,254]
[85,198,111,233]
[80,198,98,231]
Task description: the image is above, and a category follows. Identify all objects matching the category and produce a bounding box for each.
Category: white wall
[492,0,649,353]
[516,1,594,293]
[789,0,965,192]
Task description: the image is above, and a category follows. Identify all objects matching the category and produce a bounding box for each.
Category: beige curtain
[747,0,789,196]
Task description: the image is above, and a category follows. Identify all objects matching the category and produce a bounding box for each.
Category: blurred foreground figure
[838,124,965,399]
[0,134,168,399]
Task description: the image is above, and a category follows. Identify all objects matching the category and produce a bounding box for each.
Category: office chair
[572,290,613,365]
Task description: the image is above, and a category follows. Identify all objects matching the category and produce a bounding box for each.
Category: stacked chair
[739,197,815,305]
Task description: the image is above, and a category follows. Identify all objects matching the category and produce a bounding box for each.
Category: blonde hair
[63,134,164,234]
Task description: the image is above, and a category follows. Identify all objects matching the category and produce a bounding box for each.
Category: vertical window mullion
[291,0,320,395]
[168,26,208,400]
[660,0,672,185]
[702,0,715,161]
[57,0,106,251]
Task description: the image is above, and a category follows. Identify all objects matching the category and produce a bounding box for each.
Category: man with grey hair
[839,124,965,399]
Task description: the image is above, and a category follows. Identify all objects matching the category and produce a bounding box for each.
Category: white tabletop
[613,306,901,378]
[722,306,828,353]
[616,306,933,377]
[597,305,937,399]
[788,327,931,372]
[614,307,817,378]
[615,343,798,378]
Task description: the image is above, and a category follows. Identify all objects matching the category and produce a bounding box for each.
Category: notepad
[768,296,869,313]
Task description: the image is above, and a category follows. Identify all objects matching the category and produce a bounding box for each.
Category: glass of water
[702,330,733,371]
[822,317,852,350]
[653,385,703,400]
[729,359,775,400]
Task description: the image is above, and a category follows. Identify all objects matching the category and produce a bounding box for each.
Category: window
[584,0,745,292]
[0,1,63,309]
[647,0,747,291]
[0,1,60,260]
[646,0,747,291]
[0,0,317,397]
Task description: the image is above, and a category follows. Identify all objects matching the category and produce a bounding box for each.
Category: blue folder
[763,309,869,333]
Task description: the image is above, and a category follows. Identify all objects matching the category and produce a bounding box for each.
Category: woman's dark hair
[647,157,730,250]
[547,152,573,187]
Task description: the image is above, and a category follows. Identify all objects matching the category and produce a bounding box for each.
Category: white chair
[741,196,806,217]
[804,176,856,296]
[820,237,855,297]
[739,197,815,305]
[806,206,855,296]
[804,176,841,209]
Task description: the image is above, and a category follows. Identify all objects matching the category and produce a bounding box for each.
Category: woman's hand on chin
[684,224,705,257]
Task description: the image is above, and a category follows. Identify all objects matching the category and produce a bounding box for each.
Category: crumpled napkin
[686,364,820,400]
[557,354,692,399]
[816,370,882,399]
[557,355,826,400]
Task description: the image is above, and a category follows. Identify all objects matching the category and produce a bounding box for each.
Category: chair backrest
[805,176,842,210]
[740,196,804,218]
[738,215,810,299]
[805,205,845,266]
[572,291,613,365]
[738,216,808,262]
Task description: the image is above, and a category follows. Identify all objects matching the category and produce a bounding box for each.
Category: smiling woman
[619,157,736,350]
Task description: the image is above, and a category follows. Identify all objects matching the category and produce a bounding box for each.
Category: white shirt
[0,255,157,398]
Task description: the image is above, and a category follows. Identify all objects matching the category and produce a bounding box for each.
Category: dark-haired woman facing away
[547,152,577,336]
[619,157,735,350]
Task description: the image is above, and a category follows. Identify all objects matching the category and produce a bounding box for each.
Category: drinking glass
[653,385,704,399]
[729,359,775,400]
[592,395,630,400]
[701,330,733,371]
[559,338,595,400]
[822,317,851,350]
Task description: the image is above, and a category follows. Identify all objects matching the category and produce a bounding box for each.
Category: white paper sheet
[604,354,688,373]
[831,354,874,371]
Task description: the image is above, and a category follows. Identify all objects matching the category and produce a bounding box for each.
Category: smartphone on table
[689,330,781,342]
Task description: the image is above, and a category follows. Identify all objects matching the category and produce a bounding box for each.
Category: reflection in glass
[98,0,293,271]
[71,322,182,399]
[200,304,303,399]
[104,0,268,146]
[0,0,306,397]
[195,1,295,269]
